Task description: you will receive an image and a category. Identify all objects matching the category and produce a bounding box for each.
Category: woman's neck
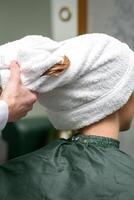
[78,112,120,140]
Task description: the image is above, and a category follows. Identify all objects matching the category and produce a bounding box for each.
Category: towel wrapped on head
[0,33,134,130]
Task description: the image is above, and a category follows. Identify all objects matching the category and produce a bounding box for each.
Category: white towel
[0,35,64,90]
[0,33,134,130]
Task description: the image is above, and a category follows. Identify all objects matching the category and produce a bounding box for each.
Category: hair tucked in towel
[41,55,70,77]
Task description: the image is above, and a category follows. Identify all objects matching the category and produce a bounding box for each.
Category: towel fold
[0,33,134,130]
[0,35,63,90]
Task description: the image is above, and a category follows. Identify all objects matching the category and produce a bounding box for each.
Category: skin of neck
[79,112,120,140]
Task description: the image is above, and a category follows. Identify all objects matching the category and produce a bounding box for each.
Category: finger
[30,90,39,98]
[9,60,21,83]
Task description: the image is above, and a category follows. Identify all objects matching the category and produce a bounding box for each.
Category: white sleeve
[0,100,8,131]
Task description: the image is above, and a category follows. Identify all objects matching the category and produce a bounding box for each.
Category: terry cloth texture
[0,34,134,130]
[0,134,134,200]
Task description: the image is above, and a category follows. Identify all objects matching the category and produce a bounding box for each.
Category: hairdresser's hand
[0,61,38,122]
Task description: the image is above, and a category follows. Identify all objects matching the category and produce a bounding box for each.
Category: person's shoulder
[0,138,68,167]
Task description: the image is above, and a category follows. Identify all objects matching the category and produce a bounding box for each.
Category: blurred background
[0,0,134,163]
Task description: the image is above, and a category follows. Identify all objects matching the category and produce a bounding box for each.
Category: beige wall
[50,0,78,41]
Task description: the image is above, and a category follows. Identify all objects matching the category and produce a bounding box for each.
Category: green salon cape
[0,134,134,200]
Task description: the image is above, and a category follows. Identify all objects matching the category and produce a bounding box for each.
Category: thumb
[9,60,21,83]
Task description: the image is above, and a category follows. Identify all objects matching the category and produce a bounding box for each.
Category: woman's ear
[41,55,70,77]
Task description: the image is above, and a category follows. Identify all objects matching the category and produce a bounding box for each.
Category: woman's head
[38,34,134,131]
